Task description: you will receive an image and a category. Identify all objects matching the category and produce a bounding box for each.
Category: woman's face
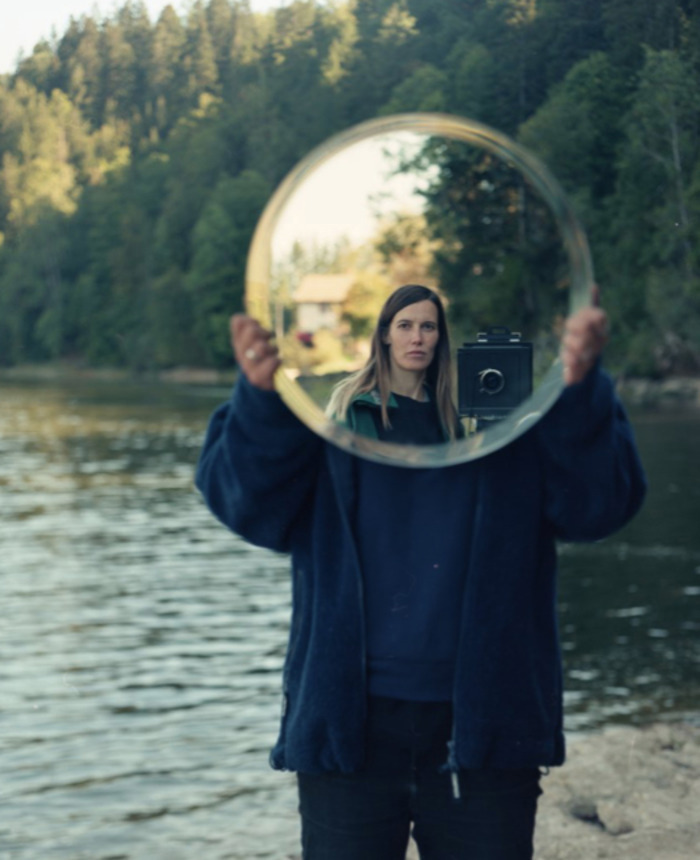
[383,299,440,374]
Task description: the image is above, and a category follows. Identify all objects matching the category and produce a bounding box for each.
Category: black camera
[457,327,533,420]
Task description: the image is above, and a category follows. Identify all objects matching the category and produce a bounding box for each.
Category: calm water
[0,378,698,859]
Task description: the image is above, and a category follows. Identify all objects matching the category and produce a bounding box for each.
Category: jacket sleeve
[535,363,647,542]
[195,374,323,552]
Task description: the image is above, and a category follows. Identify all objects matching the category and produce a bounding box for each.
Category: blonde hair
[327,285,459,440]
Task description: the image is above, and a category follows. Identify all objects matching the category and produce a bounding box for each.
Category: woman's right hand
[230,314,281,391]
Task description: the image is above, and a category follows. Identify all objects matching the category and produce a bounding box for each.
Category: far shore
[2,363,700,410]
[0,363,237,389]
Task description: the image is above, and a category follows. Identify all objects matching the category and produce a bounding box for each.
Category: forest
[0,0,699,377]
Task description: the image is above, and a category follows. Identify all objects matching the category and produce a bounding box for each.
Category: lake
[0,377,698,859]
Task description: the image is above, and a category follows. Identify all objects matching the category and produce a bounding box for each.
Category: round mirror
[245,113,594,467]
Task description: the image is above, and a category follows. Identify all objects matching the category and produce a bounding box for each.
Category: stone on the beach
[534,721,700,860]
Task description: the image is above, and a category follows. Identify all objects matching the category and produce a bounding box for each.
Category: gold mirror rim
[245,112,595,467]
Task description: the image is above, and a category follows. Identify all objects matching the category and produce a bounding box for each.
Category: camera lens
[478,368,505,395]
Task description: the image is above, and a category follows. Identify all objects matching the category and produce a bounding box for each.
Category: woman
[196,284,646,860]
[326,284,460,443]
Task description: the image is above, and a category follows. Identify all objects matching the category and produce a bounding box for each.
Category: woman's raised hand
[560,285,609,386]
[231,314,281,391]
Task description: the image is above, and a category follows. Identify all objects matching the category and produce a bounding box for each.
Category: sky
[1,0,291,74]
[273,133,435,256]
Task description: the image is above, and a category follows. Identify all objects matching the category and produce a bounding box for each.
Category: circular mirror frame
[245,113,595,467]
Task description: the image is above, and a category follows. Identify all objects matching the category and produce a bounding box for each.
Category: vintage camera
[457,326,533,420]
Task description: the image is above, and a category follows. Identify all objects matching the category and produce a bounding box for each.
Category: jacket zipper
[443,462,483,801]
[443,735,461,799]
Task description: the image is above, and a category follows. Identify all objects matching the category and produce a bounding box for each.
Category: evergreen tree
[148,5,187,135]
[606,47,700,374]
[64,19,103,127]
[187,169,271,364]
[183,0,220,100]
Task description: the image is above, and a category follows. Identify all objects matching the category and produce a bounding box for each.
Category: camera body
[457,326,533,419]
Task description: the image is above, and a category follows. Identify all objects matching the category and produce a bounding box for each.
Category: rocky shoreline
[403,721,700,860]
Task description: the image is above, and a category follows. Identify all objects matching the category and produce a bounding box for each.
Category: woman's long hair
[327,284,460,440]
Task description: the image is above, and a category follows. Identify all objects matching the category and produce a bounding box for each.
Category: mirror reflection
[262,128,572,444]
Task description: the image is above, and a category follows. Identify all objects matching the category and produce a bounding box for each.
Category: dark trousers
[297,697,542,860]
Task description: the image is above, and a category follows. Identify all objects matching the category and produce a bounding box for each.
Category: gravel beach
[403,721,700,860]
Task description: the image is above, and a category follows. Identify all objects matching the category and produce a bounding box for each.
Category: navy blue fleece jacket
[195,366,646,773]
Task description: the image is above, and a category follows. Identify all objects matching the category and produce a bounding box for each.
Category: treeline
[0,0,699,376]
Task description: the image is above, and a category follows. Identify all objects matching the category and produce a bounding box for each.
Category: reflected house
[293,273,356,335]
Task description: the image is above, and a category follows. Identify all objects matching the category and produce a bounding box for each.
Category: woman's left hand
[560,286,609,386]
